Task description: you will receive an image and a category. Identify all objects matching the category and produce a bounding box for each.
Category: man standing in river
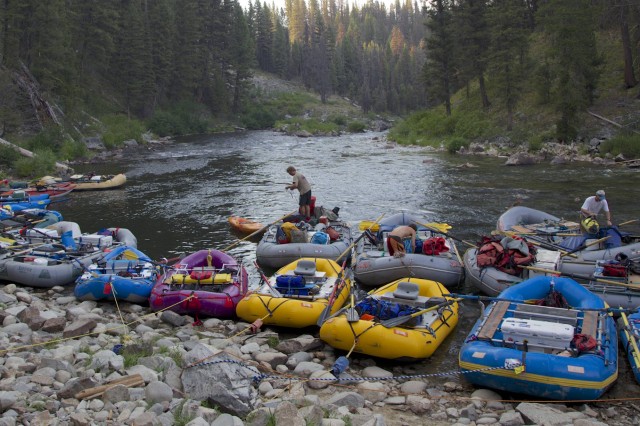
[285,166,312,221]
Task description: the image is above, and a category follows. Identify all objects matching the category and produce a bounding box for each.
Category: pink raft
[149,249,248,320]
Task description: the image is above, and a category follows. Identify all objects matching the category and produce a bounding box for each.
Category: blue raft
[459,275,618,400]
[74,245,159,303]
[619,309,640,385]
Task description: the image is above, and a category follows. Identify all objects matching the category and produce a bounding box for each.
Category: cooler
[77,234,113,248]
[528,249,561,277]
[25,228,59,239]
[501,318,574,352]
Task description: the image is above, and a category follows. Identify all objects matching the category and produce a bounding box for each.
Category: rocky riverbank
[1,283,638,426]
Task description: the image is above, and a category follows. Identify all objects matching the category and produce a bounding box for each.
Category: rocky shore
[1,283,638,426]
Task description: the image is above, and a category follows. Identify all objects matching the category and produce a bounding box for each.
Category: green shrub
[0,145,20,168]
[528,134,544,152]
[599,134,640,158]
[328,114,347,126]
[347,121,366,133]
[149,101,209,136]
[100,114,146,148]
[59,139,87,160]
[241,104,279,129]
[27,127,66,152]
[14,149,57,177]
[446,137,469,154]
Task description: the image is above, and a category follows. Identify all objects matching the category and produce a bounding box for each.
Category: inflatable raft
[149,249,248,319]
[459,276,618,400]
[353,212,464,288]
[256,221,353,270]
[319,278,459,360]
[74,246,158,303]
[236,258,350,328]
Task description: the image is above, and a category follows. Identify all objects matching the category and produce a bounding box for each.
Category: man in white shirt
[581,189,612,226]
[285,166,312,220]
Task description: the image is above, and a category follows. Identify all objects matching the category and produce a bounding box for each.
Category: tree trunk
[479,73,491,108]
[620,3,637,88]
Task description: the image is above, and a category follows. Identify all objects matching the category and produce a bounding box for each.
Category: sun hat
[596,190,605,200]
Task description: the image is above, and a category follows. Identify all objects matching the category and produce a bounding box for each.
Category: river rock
[182,344,257,417]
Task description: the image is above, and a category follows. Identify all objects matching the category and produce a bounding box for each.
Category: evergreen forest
[1,0,639,176]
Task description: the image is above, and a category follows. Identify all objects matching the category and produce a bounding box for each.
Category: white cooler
[501,318,574,352]
[77,234,113,248]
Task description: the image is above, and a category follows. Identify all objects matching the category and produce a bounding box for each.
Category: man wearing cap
[581,190,612,226]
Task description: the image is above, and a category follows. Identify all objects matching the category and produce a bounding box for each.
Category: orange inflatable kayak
[228,216,265,235]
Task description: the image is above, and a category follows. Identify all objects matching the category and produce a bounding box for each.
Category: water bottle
[331,356,349,377]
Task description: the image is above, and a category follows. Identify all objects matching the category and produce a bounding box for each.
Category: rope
[109,280,132,344]
[185,358,506,383]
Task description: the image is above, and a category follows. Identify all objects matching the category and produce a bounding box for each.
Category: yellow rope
[109,281,131,344]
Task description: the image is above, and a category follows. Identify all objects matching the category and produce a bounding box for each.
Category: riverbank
[1,282,637,426]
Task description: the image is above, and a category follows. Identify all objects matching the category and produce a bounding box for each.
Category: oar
[317,259,348,326]
[345,270,359,322]
[222,210,297,252]
[334,213,385,262]
[413,220,476,248]
[521,265,640,289]
[560,236,610,257]
[254,261,282,298]
[381,298,461,328]
[619,219,639,227]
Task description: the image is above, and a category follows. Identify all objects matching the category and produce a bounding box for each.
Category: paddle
[222,210,297,252]
[521,265,640,289]
[619,219,639,227]
[317,259,349,326]
[560,236,610,257]
[254,261,282,297]
[345,270,359,322]
[381,298,461,328]
[359,219,451,233]
[334,213,386,262]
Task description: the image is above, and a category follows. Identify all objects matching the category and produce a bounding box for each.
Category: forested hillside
[1,0,639,177]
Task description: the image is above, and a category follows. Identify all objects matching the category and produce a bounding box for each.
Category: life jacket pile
[421,237,449,255]
[475,235,537,276]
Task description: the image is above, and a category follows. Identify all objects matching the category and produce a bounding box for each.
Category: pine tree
[536,0,601,141]
[487,0,529,130]
[423,0,454,115]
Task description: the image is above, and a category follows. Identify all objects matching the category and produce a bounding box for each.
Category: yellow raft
[319,278,458,360]
[236,258,350,328]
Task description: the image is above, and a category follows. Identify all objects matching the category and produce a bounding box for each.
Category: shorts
[299,190,312,206]
[387,235,412,255]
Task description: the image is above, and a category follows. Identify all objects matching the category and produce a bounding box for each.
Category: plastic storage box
[501,318,574,352]
[77,234,113,248]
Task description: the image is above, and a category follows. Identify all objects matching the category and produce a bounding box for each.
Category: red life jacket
[476,235,536,276]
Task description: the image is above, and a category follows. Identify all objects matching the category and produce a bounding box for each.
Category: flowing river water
[55,130,640,398]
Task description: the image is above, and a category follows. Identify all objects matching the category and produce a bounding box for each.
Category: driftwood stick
[587,110,640,135]
[74,374,145,400]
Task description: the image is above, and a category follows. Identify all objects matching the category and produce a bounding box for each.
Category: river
[55,130,640,397]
